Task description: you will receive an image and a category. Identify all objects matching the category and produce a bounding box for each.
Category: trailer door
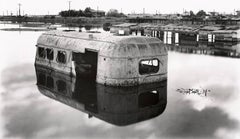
[72,50,98,80]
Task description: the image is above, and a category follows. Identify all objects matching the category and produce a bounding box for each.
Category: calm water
[1,23,240,139]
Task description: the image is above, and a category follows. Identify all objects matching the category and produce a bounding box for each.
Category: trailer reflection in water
[35,65,167,126]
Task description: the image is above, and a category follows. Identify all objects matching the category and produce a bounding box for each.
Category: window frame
[37,73,46,86]
[56,50,67,64]
[46,76,54,89]
[56,80,67,94]
[139,58,160,75]
[38,47,46,59]
[46,48,54,61]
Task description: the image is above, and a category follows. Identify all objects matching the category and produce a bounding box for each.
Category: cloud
[2,85,238,139]
[1,60,240,139]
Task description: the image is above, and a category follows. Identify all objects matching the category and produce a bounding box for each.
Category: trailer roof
[37,31,167,58]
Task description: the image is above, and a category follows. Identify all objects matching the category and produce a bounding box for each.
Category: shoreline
[0,16,127,27]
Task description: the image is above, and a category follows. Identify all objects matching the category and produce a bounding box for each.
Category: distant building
[182,11,190,16]
[127,13,154,19]
[89,9,105,17]
[236,11,240,16]
[110,23,139,35]
[209,12,220,16]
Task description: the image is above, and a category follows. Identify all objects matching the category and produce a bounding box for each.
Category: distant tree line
[190,10,207,17]
[106,9,126,17]
[186,10,227,20]
[59,7,126,17]
[189,10,207,18]
[59,7,94,17]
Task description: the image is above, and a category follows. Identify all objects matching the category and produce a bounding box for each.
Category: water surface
[1,23,240,139]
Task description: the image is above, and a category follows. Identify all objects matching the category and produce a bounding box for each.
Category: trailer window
[56,80,67,94]
[37,73,46,86]
[139,90,159,108]
[46,48,54,60]
[46,76,54,89]
[38,47,45,58]
[139,59,159,75]
[57,51,66,64]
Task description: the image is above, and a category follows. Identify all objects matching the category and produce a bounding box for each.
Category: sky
[0,0,240,15]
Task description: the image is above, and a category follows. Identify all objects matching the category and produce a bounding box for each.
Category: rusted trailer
[35,31,167,86]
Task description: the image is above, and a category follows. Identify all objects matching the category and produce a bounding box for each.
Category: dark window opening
[72,50,98,80]
[139,90,159,108]
[38,47,45,58]
[37,73,46,86]
[57,51,66,64]
[56,80,67,93]
[46,76,54,89]
[139,59,159,75]
[46,48,54,60]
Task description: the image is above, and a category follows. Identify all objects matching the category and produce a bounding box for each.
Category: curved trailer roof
[37,31,167,58]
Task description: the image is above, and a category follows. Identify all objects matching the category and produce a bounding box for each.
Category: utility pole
[68,1,71,17]
[97,6,99,17]
[18,3,21,16]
